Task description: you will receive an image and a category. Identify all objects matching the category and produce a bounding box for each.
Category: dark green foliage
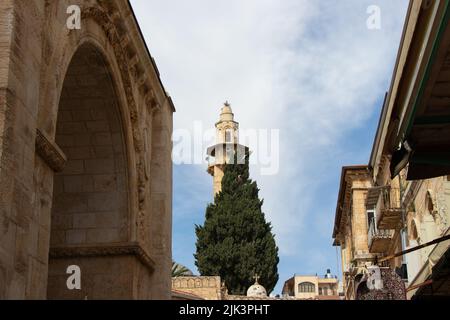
[194,154,279,295]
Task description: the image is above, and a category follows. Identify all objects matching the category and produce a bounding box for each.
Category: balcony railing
[368,221,394,253]
[377,186,403,230]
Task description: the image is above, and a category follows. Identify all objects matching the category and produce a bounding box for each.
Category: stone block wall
[50,44,128,248]
[0,0,174,299]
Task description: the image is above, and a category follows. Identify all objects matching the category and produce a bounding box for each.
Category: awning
[412,247,450,299]
[391,2,450,181]
[409,228,450,299]
[390,147,450,180]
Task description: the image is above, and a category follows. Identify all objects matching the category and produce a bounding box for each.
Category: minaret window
[225,129,232,143]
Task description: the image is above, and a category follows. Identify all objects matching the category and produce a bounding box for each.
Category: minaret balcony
[206,142,249,158]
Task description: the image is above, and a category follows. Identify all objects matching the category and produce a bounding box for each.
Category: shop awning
[391,2,450,180]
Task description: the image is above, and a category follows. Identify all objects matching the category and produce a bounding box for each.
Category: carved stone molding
[35,129,67,172]
[172,276,220,289]
[49,242,155,273]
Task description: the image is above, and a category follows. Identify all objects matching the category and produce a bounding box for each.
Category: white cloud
[131,0,409,287]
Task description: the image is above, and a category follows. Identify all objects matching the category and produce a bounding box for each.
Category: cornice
[35,129,67,172]
[49,242,155,273]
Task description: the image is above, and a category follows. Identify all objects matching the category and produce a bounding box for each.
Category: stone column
[146,100,172,299]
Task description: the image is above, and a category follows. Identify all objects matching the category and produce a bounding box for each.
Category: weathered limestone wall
[148,102,173,298]
[0,0,48,299]
[48,255,135,299]
[334,168,373,300]
[412,178,450,244]
[405,176,450,281]
[172,276,222,300]
[351,180,371,254]
[0,0,173,299]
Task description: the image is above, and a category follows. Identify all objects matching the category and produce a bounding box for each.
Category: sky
[130,0,410,295]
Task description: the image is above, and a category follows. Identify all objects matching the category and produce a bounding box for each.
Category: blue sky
[130,0,410,294]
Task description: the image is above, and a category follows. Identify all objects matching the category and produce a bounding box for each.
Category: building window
[298,282,315,293]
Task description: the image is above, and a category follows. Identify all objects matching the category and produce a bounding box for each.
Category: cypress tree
[194,154,279,295]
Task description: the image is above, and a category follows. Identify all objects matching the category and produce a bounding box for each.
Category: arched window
[298,282,315,293]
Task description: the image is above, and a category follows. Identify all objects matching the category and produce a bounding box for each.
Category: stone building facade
[332,166,378,300]
[333,0,450,299]
[332,166,407,300]
[0,0,173,299]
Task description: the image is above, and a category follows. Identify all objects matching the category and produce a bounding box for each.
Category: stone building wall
[172,276,223,300]
[333,167,375,300]
[0,0,173,299]
[351,179,372,255]
[404,176,450,284]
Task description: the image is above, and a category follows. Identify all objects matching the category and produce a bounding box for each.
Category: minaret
[207,102,248,195]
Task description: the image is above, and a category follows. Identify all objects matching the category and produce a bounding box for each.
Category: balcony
[377,186,403,230]
[368,221,394,253]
